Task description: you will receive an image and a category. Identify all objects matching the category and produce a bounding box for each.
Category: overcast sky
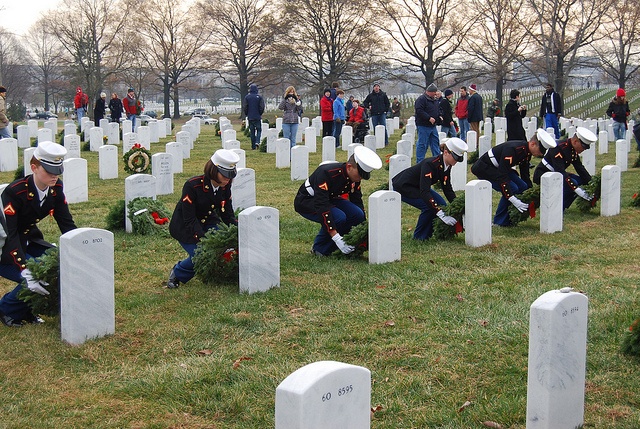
[2,1,60,36]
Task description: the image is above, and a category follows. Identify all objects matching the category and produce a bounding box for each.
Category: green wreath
[621,316,640,356]
[507,184,541,226]
[575,174,601,213]
[193,223,239,283]
[432,192,466,240]
[123,144,151,175]
[127,197,171,236]
[334,222,368,258]
[17,247,60,317]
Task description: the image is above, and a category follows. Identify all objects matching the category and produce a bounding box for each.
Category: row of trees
[1,0,639,119]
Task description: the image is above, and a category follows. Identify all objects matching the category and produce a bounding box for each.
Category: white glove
[22,269,50,296]
[575,187,592,201]
[436,210,457,226]
[508,196,529,213]
[332,233,355,254]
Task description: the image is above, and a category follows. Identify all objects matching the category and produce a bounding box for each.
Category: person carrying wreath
[0,141,77,327]
[166,149,240,289]
[392,138,468,240]
[294,145,382,256]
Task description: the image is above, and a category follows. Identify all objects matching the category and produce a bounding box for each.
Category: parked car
[35,111,58,119]
[138,114,153,125]
[192,108,207,118]
[146,111,157,118]
[200,116,218,125]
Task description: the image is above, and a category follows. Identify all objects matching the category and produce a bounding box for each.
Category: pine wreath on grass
[575,174,601,213]
[467,150,479,164]
[621,316,640,357]
[105,199,126,231]
[259,137,267,152]
[432,192,465,240]
[631,192,640,208]
[632,154,640,168]
[193,223,239,283]
[335,222,368,258]
[507,184,540,226]
[17,247,60,317]
[127,197,171,236]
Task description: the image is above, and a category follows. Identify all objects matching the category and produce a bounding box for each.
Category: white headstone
[28,120,38,138]
[539,172,563,234]
[526,289,588,429]
[108,122,119,145]
[64,134,81,159]
[60,228,115,346]
[232,148,246,169]
[265,128,278,153]
[291,145,309,181]
[275,117,283,133]
[607,123,614,141]
[176,131,191,159]
[478,135,491,157]
[124,174,157,233]
[231,168,256,211]
[396,139,413,161]
[580,144,596,176]
[341,125,352,150]
[123,132,137,152]
[158,119,167,138]
[276,138,291,168]
[98,145,119,180]
[450,153,467,191]
[466,130,477,151]
[465,179,492,247]
[322,136,336,162]
[405,124,416,143]
[44,120,57,139]
[615,139,628,171]
[388,154,410,191]
[38,128,53,144]
[304,127,317,153]
[122,119,133,135]
[148,120,159,143]
[23,147,36,176]
[17,125,30,148]
[225,139,241,150]
[64,123,77,137]
[495,129,505,146]
[364,135,376,152]
[152,153,174,195]
[163,118,172,136]
[165,142,183,173]
[275,360,371,429]
[62,158,88,203]
[484,119,493,136]
[99,118,109,132]
[312,117,322,135]
[347,143,362,159]
[368,190,401,264]
[600,165,621,217]
[375,125,386,149]
[222,129,236,146]
[137,126,150,150]
[238,206,279,294]
[90,127,103,152]
[0,138,18,172]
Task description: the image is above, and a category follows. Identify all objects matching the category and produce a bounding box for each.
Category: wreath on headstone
[123,143,151,175]
[575,174,600,213]
[335,222,368,258]
[17,247,60,317]
[127,197,171,236]
[432,192,466,240]
[193,223,239,283]
[507,184,541,226]
[621,316,640,357]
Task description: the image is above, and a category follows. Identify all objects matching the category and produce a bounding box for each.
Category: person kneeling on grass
[392,138,468,240]
[294,146,382,256]
[167,149,239,289]
[0,141,77,327]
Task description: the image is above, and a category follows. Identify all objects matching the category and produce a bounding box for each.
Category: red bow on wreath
[222,248,238,262]
[151,211,169,225]
[528,201,536,218]
[132,143,142,149]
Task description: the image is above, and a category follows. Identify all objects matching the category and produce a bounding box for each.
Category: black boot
[167,266,180,289]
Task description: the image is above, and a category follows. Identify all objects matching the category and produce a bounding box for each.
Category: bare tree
[201,0,281,119]
[466,0,531,105]
[136,0,212,118]
[277,0,377,96]
[522,0,605,94]
[592,0,640,88]
[0,28,30,105]
[373,0,473,89]
[47,0,135,109]
[24,19,68,112]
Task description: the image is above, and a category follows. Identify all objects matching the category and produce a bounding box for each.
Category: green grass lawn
[0,119,638,428]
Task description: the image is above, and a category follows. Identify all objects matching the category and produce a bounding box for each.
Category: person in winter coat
[320,88,334,137]
[539,83,563,138]
[440,89,456,138]
[123,88,138,128]
[467,83,483,139]
[108,93,124,123]
[74,86,89,123]
[94,92,107,126]
[244,84,266,150]
[606,88,630,141]
[332,90,346,147]
[0,86,10,139]
[504,89,527,141]
[454,87,470,141]
[278,86,303,148]
[415,83,442,162]
[363,83,391,146]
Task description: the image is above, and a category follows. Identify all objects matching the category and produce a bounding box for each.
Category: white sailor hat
[575,127,597,148]
[536,128,557,152]
[353,146,382,180]
[444,137,468,161]
[211,149,240,178]
[34,141,67,175]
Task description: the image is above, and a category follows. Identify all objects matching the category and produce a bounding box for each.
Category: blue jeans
[299,199,365,255]
[333,120,343,147]
[248,119,262,149]
[563,174,584,210]
[282,123,298,148]
[416,126,441,163]
[491,171,529,226]
[172,225,218,283]
[76,108,85,123]
[440,125,457,138]
[544,113,560,138]
[127,113,137,129]
[401,190,446,240]
[612,122,626,141]
[458,118,469,141]
[0,126,11,139]
[370,113,388,146]
[0,242,50,321]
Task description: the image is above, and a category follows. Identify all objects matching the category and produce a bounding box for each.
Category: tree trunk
[172,83,180,119]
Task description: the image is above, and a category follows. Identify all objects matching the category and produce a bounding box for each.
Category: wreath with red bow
[123,143,151,175]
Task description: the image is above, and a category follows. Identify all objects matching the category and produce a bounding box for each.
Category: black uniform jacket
[392,154,456,211]
[294,162,364,234]
[472,140,532,199]
[533,139,591,190]
[1,175,77,271]
[169,173,236,244]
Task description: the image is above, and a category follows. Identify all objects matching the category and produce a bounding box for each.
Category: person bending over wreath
[167,149,239,289]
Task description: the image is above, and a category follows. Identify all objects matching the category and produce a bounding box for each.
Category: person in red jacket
[320,88,334,137]
[123,88,138,128]
[73,86,89,123]
[454,86,469,141]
